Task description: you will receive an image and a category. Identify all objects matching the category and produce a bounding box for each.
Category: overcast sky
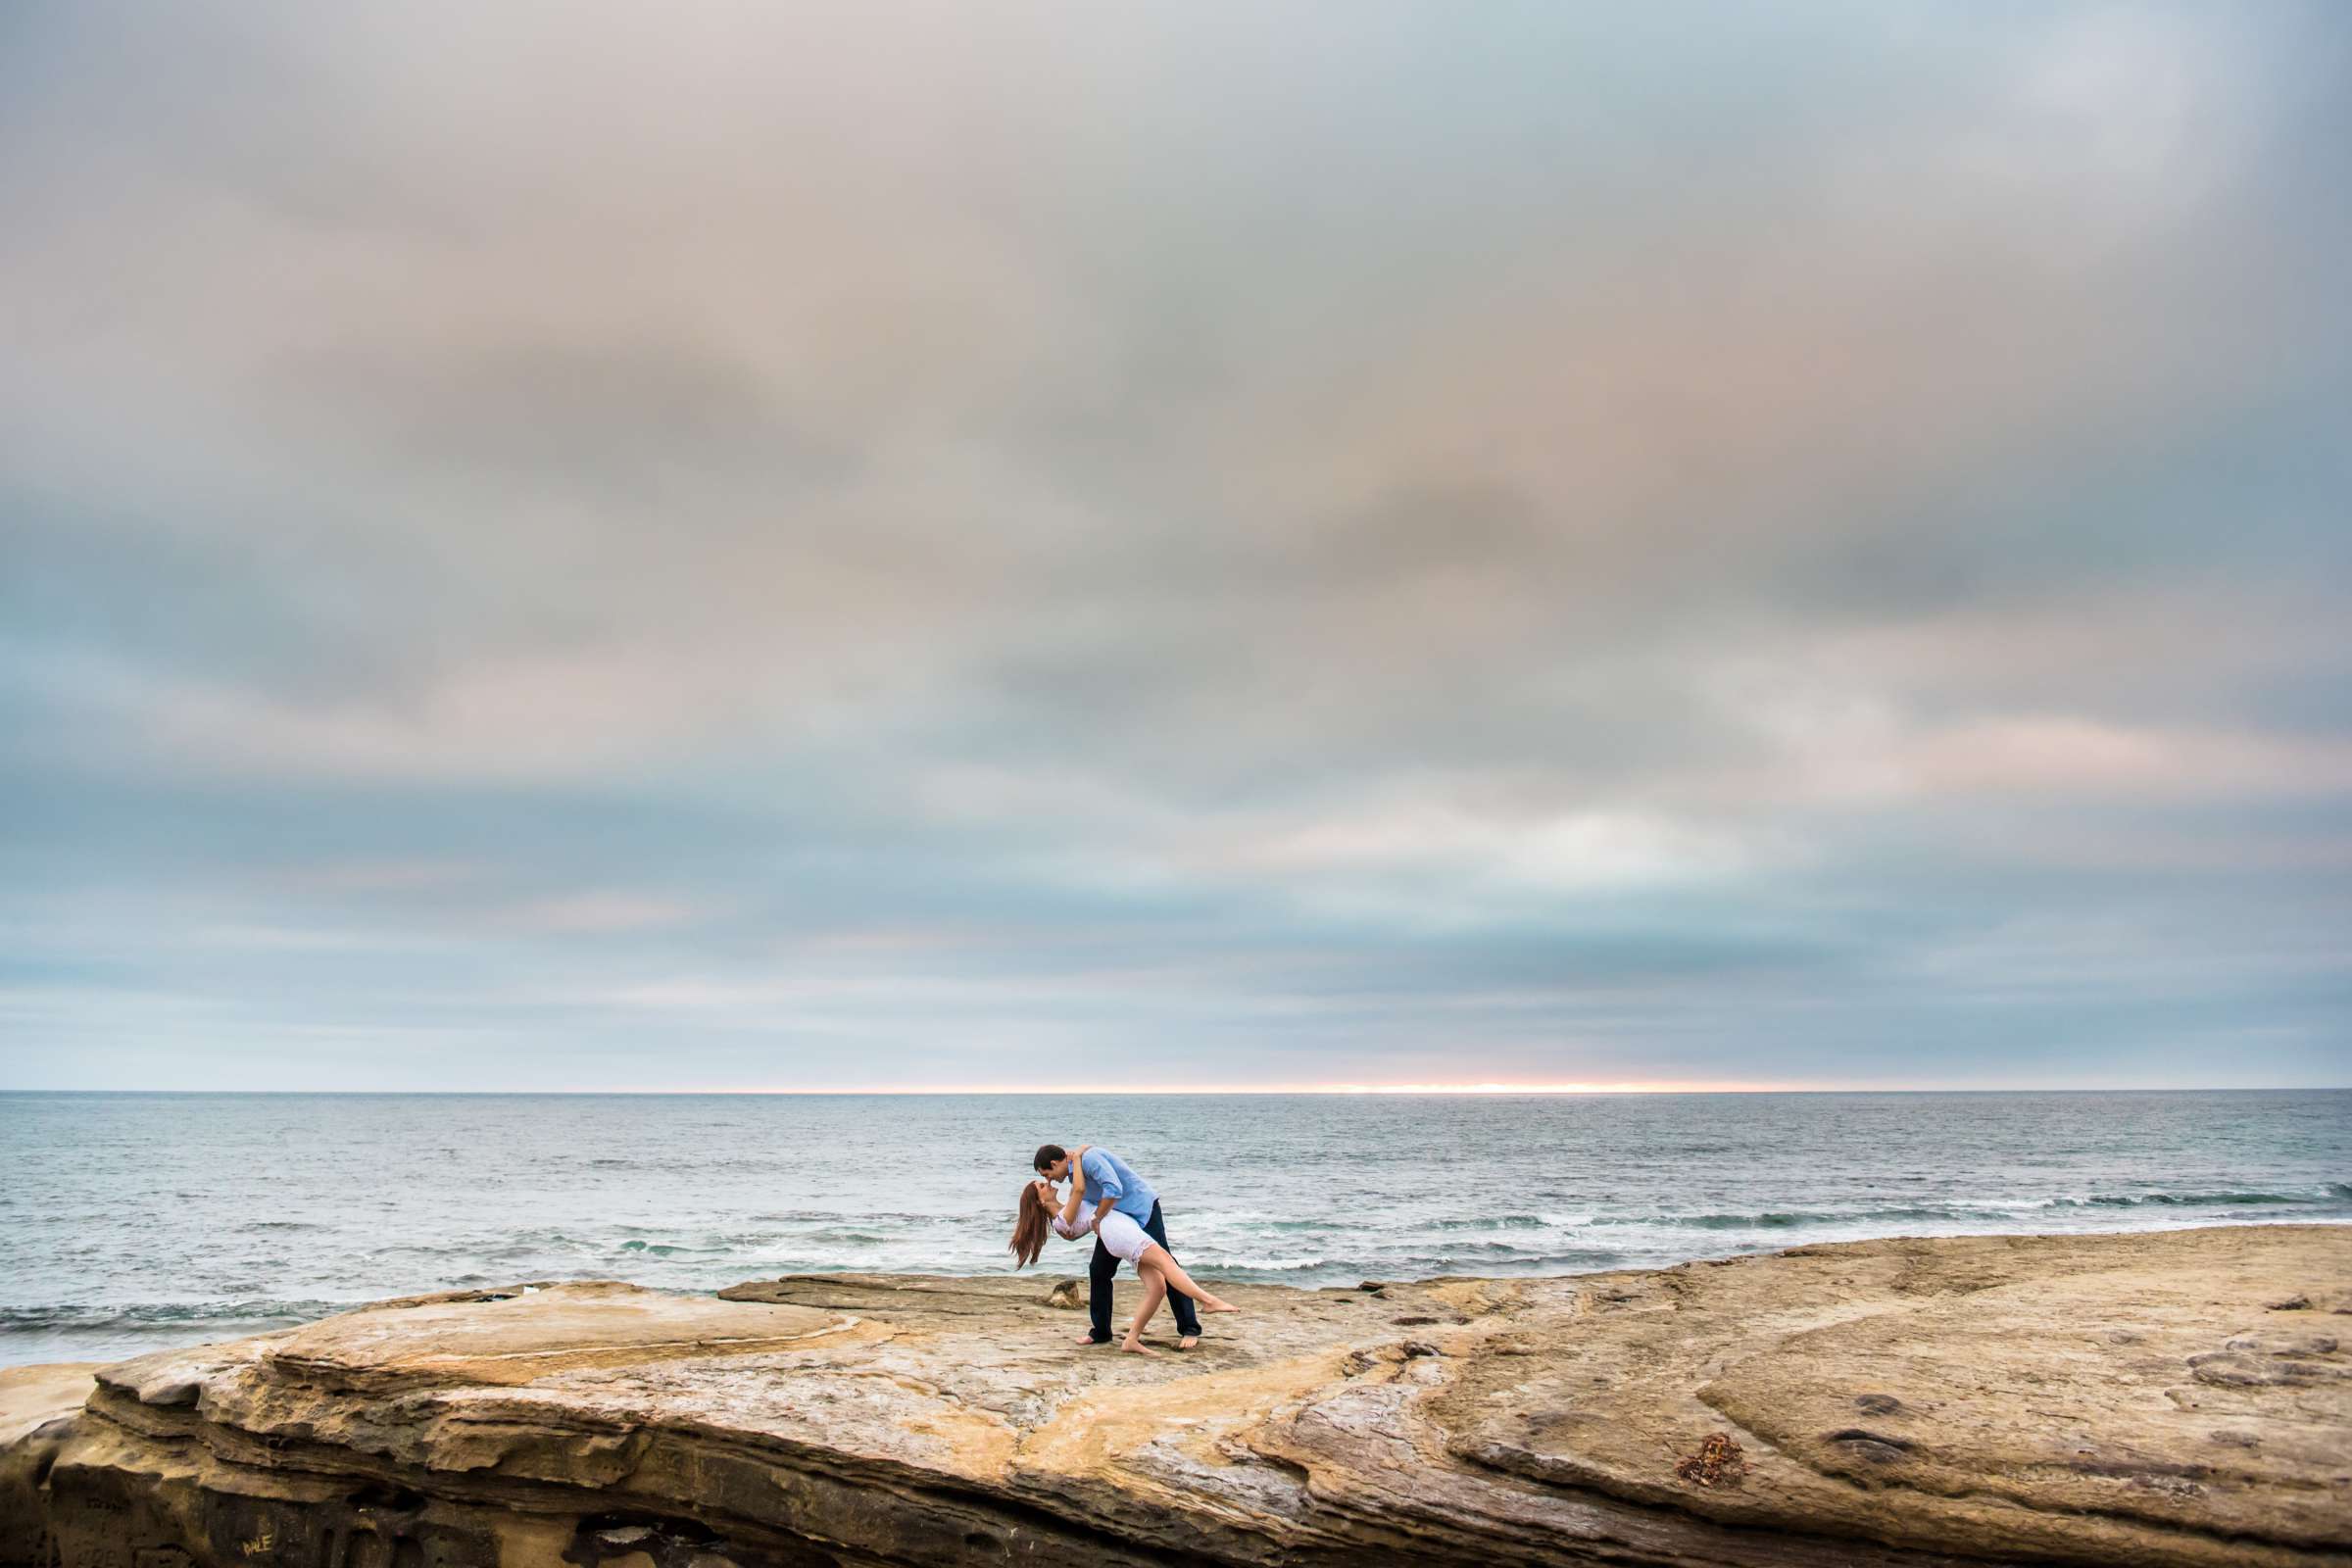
[3,3,2346,1091]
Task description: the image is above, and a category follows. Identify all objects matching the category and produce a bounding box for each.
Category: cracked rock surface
[3,1225,2346,1567]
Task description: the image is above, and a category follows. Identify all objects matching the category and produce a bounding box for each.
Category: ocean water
[2,1089,2346,1367]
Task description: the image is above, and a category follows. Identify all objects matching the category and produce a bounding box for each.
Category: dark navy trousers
[1088,1200,1202,1342]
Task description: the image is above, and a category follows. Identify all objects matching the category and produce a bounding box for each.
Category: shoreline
[9,1211,2348,1373]
[5,1224,2347,1566]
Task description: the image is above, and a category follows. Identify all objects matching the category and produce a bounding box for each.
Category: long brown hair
[1009,1182,1053,1268]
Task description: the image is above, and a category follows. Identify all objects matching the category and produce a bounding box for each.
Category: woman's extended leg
[1122,1267,1167,1354]
[1135,1243,1240,1314]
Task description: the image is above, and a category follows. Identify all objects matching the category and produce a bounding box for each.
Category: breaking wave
[0,1299,355,1335]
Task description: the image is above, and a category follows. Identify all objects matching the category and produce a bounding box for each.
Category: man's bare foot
[1078,1334,1109,1347]
[1177,1334,1200,1350]
[1120,1336,1159,1356]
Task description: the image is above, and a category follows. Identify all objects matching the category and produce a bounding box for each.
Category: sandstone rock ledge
[3,1226,2347,1568]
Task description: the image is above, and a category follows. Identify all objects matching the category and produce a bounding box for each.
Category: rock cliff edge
[4,1225,2346,1566]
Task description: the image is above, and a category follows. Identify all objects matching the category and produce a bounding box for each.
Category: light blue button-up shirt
[1078,1148,1158,1222]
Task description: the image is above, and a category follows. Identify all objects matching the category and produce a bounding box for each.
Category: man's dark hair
[1033,1143,1067,1172]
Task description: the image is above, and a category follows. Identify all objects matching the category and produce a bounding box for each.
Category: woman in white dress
[1009,1145,1239,1354]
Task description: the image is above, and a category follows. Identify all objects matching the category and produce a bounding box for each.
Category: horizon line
[4,1084,2344,1096]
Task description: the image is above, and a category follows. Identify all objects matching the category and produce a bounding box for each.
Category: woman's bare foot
[1120,1336,1159,1356]
[1201,1297,1242,1314]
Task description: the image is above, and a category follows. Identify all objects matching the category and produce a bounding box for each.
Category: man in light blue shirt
[1076,1147,1157,1224]
[1033,1142,1201,1348]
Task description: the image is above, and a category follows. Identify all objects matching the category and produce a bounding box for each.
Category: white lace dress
[1052,1206,1152,1264]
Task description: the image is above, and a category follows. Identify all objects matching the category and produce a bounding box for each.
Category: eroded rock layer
[4,1226,2347,1567]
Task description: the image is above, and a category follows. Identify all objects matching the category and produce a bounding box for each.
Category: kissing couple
[1010,1142,1238,1355]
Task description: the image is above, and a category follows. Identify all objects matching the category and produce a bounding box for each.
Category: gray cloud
[2,2,2347,1089]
